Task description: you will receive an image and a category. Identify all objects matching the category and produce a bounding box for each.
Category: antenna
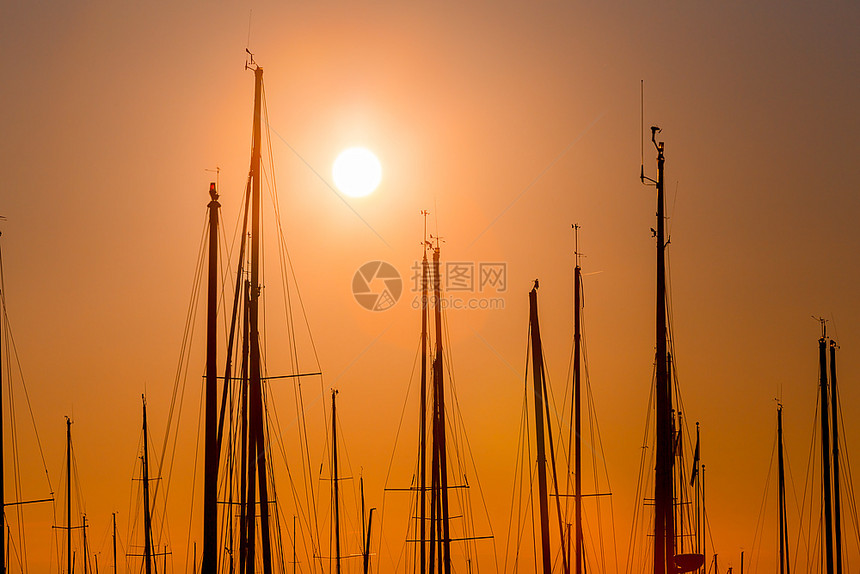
[572,223,582,268]
[639,84,661,189]
[246,10,253,52]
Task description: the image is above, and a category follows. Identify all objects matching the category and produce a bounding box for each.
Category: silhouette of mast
[529,282,552,574]
[67,417,72,574]
[238,280,250,574]
[332,390,341,574]
[819,324,834,574]
[572,226,583,574]
[202,180,219,574]
[643,125,674,574]
[112,513,117,574]
[830,340,842,574]
[142,396,154,574]
[0,240,4,574]
[244,57,273,574]
[429,243,451,574]
[777,405,789,574]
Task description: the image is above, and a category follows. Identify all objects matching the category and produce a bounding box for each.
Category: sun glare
[332,147,382,198]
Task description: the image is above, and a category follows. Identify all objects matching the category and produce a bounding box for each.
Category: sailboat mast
[246,61,273,574]
[572,227,583,574]
[0,247,4,574]
[431,245,451,574]
[830,340,842,574]
[650,126,674,574]
[332,390,341,574]
[819,330,834,574]
[239,281,251,574]
[777,405,789,574]
[113,513,117,574]
[528,283,552,574]
[142,396,153,574]
[364,508,375,574]
[82,516,89,574]
[67,417,73,574]
[202,181,219,574]
[695,423,702,574]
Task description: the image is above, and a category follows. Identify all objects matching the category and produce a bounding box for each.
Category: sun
[332,147,382,198]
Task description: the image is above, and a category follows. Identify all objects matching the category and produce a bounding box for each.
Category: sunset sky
[1,1,859,573]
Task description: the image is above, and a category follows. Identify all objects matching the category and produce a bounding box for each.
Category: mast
[430,244,451,574]
[830,340,842,574]
[202,181,219,574]
[0,241,4,574]
[419,211,429,573]
[819,328,834,574]
[528,282,552,574]
[332,390,341,574]
[701,465,706,574]
[360,475,374,574]
[364,509,375,574]
[245,59,273,574]
[83,515,89,574]
[695,424,701,574]
[572,226,583,574]
[113,513,117,574]
[777,405,789,574]
[67,417,72,574]
[142,396,153,574]
[239,281,250,574]
[644,125,674,574]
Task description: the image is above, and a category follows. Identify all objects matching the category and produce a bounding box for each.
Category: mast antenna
[246,10,253,52]
[245,48,257,71]
[572,223,582,268]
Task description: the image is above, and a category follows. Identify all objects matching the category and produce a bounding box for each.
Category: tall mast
[777,405,789,574]
[202,181,219,574]
[362,476,374,574]
[431,244,451,574]
[528,283,552,574]
[830,340,841,574]
[82,515,89,574]
[113,513,117,574]
[419,211,429,573]
[142,396,153,574]
[572,226,583,574]
[819,326,834,574]
[695,423,702,574]
[332,390,341,574]
[238,281,250,574]
[645,125,674,574]
[245,58,273,574]
[67,417,73,574]
[0,238,4,574]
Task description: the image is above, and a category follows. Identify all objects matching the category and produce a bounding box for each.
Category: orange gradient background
[1,2,859,573]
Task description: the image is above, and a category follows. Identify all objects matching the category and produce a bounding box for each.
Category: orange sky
[1,1,859,573]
